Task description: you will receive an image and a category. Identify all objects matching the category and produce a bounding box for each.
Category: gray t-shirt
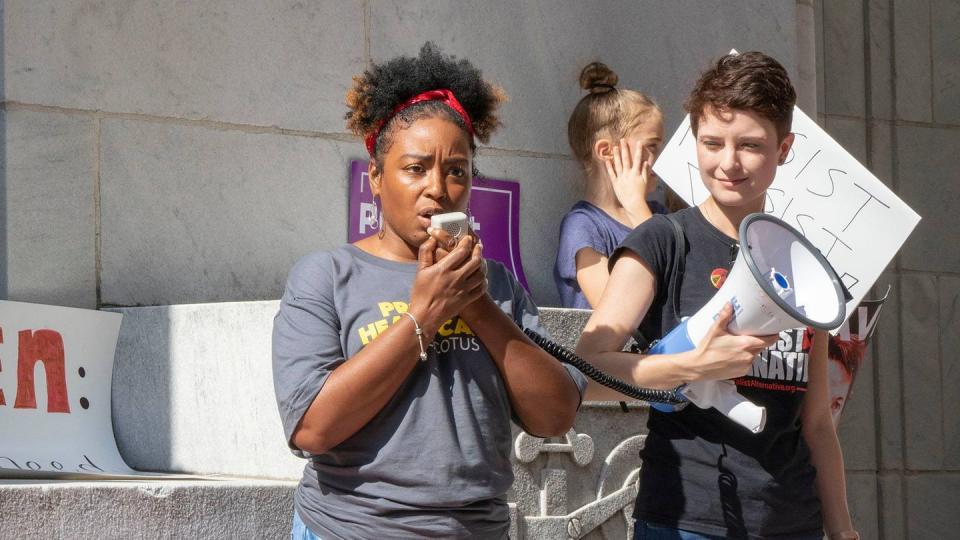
[273,244,586,539]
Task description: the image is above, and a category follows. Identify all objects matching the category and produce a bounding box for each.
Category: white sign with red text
[0,301,149,478]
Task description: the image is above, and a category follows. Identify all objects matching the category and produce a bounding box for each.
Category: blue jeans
[633,521,727,540]
[291,509,322,540]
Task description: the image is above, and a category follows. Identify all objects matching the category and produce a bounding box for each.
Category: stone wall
[1,0,802,309]
[816,0,960,537]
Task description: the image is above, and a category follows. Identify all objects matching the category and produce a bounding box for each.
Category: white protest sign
[653,106,920,321]
[0,301,198,479]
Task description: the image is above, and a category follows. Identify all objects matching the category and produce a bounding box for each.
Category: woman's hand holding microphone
[406,229,487,337]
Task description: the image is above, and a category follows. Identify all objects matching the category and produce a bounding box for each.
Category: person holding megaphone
[577,52,858,540]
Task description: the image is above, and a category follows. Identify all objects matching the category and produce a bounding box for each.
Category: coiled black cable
[523,328,686,405]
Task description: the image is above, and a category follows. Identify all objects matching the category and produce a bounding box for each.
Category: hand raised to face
[426,223,480,259]
[408,234,487,334]
[604,137,657,210]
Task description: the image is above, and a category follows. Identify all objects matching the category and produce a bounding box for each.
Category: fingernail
[427,226,434,234]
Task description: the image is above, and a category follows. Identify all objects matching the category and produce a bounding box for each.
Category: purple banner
[347,160,529,290]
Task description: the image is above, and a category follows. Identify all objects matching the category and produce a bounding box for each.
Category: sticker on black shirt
[734,327,813,392]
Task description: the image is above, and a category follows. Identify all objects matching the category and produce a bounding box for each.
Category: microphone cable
[523,328,686,405]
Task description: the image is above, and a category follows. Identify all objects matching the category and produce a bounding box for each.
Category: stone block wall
[817,0,960,537]
[1,0,802,309]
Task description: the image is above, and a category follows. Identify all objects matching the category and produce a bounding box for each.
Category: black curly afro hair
[345,42,506,162]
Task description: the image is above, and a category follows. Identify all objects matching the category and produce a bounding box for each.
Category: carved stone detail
[511,427,647,539]
[515,428,594,466]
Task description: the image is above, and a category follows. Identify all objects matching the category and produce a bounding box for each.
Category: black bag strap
[665,213,686,327]
[630,214,687,352]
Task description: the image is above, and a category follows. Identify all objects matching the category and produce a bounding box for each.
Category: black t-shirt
[612,207,822,539]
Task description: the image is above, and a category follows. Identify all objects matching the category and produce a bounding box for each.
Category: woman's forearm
[805,419,855,535]
[460,296,581,437]
[291,315,429,454]
[578,350,697,401]
[803,330,856,536]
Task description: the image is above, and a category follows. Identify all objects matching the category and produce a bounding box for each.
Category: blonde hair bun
[579,62,619,94]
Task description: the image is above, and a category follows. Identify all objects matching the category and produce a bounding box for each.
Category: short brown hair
[685,52,796,140]
[568,62,661,175]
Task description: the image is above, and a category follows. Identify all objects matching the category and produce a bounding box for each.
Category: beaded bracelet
[402,312,429,362]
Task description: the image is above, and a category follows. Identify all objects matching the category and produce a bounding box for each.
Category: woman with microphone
[272,43,586,539]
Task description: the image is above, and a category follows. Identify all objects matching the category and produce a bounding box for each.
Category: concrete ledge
[1,478,295,539]
[107,302,597,479]
[109,300,303,479]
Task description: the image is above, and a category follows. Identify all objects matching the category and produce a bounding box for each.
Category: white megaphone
[647,213,848,434]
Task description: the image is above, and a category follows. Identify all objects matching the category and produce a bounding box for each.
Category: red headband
[364,89,476,156]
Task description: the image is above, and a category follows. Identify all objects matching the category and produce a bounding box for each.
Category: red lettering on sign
[15,329,70,413]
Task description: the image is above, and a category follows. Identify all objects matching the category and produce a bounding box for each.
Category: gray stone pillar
[818,0,960,537]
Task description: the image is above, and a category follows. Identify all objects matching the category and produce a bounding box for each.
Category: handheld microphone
[430,212,468,241]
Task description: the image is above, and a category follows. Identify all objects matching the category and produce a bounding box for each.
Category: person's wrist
[671,350,701,383]
[623,201,653,225]
[407,303,440,338]
[460,293,492,320]
[400,311,430,363]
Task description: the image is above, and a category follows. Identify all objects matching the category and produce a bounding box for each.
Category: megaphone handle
[682,380,767,433]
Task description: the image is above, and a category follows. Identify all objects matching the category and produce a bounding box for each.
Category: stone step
[1,478,295,539]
